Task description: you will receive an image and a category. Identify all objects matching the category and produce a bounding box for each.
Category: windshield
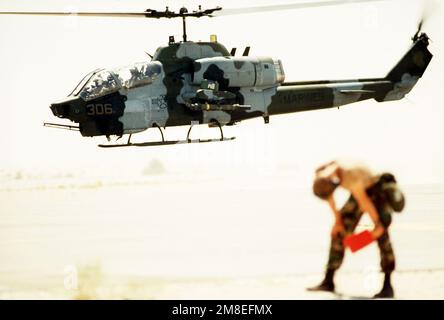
[69,69,100,97]
[79,70,119,101]
[114,61,162,89]
[74,62,162,101]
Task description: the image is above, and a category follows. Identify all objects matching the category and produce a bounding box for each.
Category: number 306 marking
[86,104,113,116]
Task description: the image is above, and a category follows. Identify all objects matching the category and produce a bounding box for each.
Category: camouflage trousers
[326,195,396,272]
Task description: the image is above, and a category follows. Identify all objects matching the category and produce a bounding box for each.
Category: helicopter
[0,1,433,148]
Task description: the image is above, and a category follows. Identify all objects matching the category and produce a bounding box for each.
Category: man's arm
[351,188,385,239]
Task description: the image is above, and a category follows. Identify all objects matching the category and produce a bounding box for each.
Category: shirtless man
[307,160,396,298]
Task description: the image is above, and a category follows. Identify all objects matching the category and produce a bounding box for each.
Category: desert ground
[1,168,443,299]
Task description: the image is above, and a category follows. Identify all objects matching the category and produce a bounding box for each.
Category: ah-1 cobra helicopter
[0,0,433,148]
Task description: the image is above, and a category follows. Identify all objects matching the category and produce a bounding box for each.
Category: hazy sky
[0,0,443,185]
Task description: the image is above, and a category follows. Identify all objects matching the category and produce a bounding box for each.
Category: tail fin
[387,33,433,82]
[380,33,433,101]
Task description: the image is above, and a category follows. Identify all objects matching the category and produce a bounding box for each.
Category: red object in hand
[343,230,374,253]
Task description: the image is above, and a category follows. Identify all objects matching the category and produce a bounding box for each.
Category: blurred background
[0,0,443,299]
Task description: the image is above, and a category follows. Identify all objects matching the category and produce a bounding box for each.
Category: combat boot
[307,269,335,292]
[373,272,395,298]
[306,281,335,292]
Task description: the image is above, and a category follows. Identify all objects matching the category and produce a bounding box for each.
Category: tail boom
[267,33,433,116]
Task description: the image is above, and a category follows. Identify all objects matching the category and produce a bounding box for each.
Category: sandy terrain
[1,170,443,299]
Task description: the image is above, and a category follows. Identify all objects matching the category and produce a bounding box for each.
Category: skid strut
[187,120,225,142]
[153,123,165,142]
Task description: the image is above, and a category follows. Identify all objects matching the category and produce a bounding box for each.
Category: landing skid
[98,137,235,148]
[98,121,235,148]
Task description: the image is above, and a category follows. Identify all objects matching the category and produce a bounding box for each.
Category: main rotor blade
[0,7,221,18]
[214,0,387,17]
[0,11,150,18]
[0,1,387,19]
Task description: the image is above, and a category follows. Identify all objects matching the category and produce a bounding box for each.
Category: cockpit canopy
[70,61,162,101]
[77,70,119,101]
